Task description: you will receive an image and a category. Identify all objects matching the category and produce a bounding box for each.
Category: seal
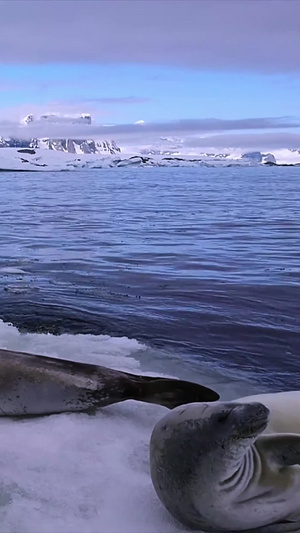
[0,348,219,416]
[150,397,300,532]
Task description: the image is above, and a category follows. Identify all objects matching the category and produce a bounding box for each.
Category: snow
[0,146,299,172]
[271,149,300,165]
[1,113,300,165]
[0,319,189,533]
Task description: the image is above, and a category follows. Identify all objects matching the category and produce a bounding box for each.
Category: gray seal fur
[0,348,219,416]
[150,399,300,532]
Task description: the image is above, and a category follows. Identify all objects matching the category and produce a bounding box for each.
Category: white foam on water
[0,268,27,275]
[0,320,189,533]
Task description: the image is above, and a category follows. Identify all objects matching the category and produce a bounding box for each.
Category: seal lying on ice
[0,348,219,416]
[150,393,300,532]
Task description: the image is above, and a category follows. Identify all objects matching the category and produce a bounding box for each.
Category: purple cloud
[183,132,300,150]
[0,0,299,72]
[0,115,298,145]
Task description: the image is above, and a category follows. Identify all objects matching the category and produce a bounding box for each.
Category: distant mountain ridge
[0,114,299,161]
[0,113,121,155]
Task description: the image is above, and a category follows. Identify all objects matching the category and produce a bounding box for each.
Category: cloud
[78,97,150,105]
[182,132,300,150]
[106,117,299,135]
[0,0,299,72]
[0,115,298,148]
[0,98,149,122]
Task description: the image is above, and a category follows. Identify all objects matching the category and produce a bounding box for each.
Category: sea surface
[1,166,299,390]
[0,166,299,533]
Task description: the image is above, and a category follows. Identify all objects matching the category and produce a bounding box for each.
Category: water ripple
[0,167,299,389]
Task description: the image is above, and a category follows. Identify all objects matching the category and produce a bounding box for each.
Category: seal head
[150,401,300,532]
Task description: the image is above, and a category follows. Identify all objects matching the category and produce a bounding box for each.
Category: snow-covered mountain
[0,114,121,155]
[38,138,120,155]
[121,135,299,165]
[137,146,278,165]
[0,115,299,164]
[127,136,298,166]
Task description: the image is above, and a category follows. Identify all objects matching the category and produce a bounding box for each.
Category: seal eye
[218,412,231,423]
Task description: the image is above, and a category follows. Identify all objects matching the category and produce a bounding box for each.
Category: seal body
[150,394,300,532]
[0,348,219,416]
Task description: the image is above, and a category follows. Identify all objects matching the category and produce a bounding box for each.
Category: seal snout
[231,401,270,437]
[244,401,270,421]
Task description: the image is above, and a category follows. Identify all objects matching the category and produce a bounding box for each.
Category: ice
[271,148,300,165]
[0,320,146,371]
[1,146,299,172]
[0,320,189,533]
[0,407,184,533]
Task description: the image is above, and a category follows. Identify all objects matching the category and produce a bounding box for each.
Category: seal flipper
[124,373,220,408]
[256,434,300,468]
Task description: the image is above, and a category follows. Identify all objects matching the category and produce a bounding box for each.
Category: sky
[0,0,299,151]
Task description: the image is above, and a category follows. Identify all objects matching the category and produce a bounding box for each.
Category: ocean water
[0,166,299,532]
